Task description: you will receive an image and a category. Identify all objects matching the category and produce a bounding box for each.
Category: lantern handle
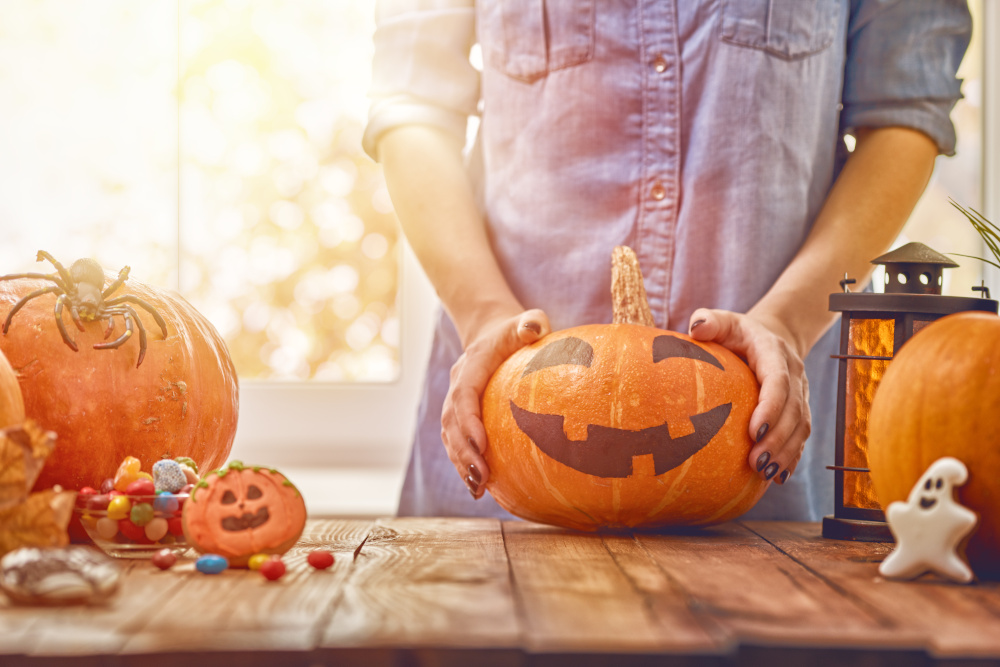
[839,274,856,293]
[972,282,991,299]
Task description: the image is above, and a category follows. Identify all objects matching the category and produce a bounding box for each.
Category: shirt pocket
[478,0,596,83]
[720,0,839,59]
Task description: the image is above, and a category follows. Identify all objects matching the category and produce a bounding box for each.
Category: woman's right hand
[441,308,550,498]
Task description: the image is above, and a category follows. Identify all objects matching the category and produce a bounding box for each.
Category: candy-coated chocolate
[107,496,132,521]
[151,548,177,570]
[118,519,152,544]
[167,517,185,537]
[79,486,98,496]
[307,551,335,570]
[247,553,269,571]
[130,503,155,527]
[125,478,156,497]
[259,557,286,581]
[153,493,180,514]
[99,478,115,495]
[86,494,111,511]
[96,517,119,540]
[144,518,169,542]
[196,554,229,575]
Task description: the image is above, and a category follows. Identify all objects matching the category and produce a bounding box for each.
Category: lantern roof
[871,242,958,268]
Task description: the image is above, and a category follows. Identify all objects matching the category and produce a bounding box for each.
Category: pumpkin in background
[869,311,1000,578]
[0,349,24,430]
[482,247,767,531]
[182,461,306,567]
[0,259,239,492]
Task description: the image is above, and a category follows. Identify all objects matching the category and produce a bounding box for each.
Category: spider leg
[94,306,148,367]
[53,295,79,351]
[102,265,131,298]
[103,316,115,339]
[0,272,67,291]
[36,251,75,290]
[104,295,168,338]
[67,302,86,332]
[2,286,61,334]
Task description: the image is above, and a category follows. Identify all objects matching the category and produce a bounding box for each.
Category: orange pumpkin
[869,311,1000,578]
[482,247,766,530]
[0,265,238,491]
[182,461,306,567]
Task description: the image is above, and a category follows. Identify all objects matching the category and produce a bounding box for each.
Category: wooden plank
[502,521,723,655]
[635,522,902,650]
[319,517,520,650]
[747,520,1000,659]
[119,518,372,654]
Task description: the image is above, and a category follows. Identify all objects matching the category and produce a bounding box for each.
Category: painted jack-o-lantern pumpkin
[182,461,306,566]
[482,247,767,531]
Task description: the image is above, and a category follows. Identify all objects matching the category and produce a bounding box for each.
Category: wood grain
[747,521,1000,658]
[320,517,520,649]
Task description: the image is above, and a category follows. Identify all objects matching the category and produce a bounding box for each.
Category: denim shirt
[365,0,970,521]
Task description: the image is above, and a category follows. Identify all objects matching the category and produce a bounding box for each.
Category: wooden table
[3,518,1000,666]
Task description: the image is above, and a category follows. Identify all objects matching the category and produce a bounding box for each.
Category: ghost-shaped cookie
[879,457,977,583]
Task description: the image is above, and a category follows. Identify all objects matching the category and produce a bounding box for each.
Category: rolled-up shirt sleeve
[362,0,479,160]
[841,0,972,156]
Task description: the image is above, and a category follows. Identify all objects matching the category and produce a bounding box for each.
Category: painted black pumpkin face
[510,335,732,478]
[219,483,271,531]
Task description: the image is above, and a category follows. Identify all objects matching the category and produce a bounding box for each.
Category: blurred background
[0,0,995,516]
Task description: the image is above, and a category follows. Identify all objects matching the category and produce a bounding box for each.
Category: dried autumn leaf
[0,421,56,511]
[0,488,76,558]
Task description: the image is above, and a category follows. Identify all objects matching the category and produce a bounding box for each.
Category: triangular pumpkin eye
[221,490,238,504]
[652,336,723,370]
[247,485,263,500]
[521,337,594,377]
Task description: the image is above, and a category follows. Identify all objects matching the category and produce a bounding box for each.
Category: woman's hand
[687,308,810,485]
[442,309,551,498]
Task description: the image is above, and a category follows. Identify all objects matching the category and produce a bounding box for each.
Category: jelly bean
[167,517,185,537]
[130,502,154,527]
[137,472,153,482]
[151,548,177,570]
[152,459,187,493]
[85,494,110,512]
[260,557,286,581]
[247,553,269,571]
[144,517,169,542]
[118,518,152,544]
[196,554,229,575]
[79,513,97,530]
[307,551,335,570]
[79,486,98,497]
[107,495,132,521]
[153,493,179,514]
[125,478,156,497]
[96,517,119,540]
[113,456,142,492]
[99,477,115,495]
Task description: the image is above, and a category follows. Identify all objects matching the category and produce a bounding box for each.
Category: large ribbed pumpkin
[482,247,766,530]
[869,311,1000,578]
[0,265,238,492]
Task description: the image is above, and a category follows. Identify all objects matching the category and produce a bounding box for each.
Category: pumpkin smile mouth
[221,506,270,531]
[509,400,732,478]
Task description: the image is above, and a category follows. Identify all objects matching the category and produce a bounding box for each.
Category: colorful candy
[107,496,132,521]
[196,554,229,575]
[153,459,187,493]
[144,518,169,542]
[129,503,154,527]
[151,548,177,570]
[125,478,156,497]
[307,551,335,570]
[113,456,143,492]
[247,553,270,571]
[259,557,286,581]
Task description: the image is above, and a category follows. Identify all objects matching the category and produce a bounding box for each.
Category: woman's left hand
[687,308,810,485]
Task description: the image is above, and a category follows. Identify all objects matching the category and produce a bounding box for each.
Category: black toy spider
[0,251,168,368]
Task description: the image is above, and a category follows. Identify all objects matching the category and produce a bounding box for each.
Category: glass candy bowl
[74,491,190,559]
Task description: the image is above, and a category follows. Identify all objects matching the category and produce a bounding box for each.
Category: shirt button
[653,55,668,73]
[651,183,666,200]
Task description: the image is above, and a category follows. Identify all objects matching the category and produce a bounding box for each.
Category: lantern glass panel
[843,318,894,510]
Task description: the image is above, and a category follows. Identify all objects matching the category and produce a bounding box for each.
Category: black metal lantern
[822,242,998,541]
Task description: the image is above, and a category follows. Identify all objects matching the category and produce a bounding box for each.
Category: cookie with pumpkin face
[182,461,306,567]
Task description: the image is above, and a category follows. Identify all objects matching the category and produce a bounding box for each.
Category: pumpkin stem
[611,246,654,326]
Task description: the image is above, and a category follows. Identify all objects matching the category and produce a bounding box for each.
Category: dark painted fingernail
[755,423,770,443]
[755,451,770,472]
[468,436,479,452]
[468,464,482,485]
[764,463,779,480]
[523,321,541,334]
[690,319,706,332]
[466,476,480,498]
[779,470,790,484]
